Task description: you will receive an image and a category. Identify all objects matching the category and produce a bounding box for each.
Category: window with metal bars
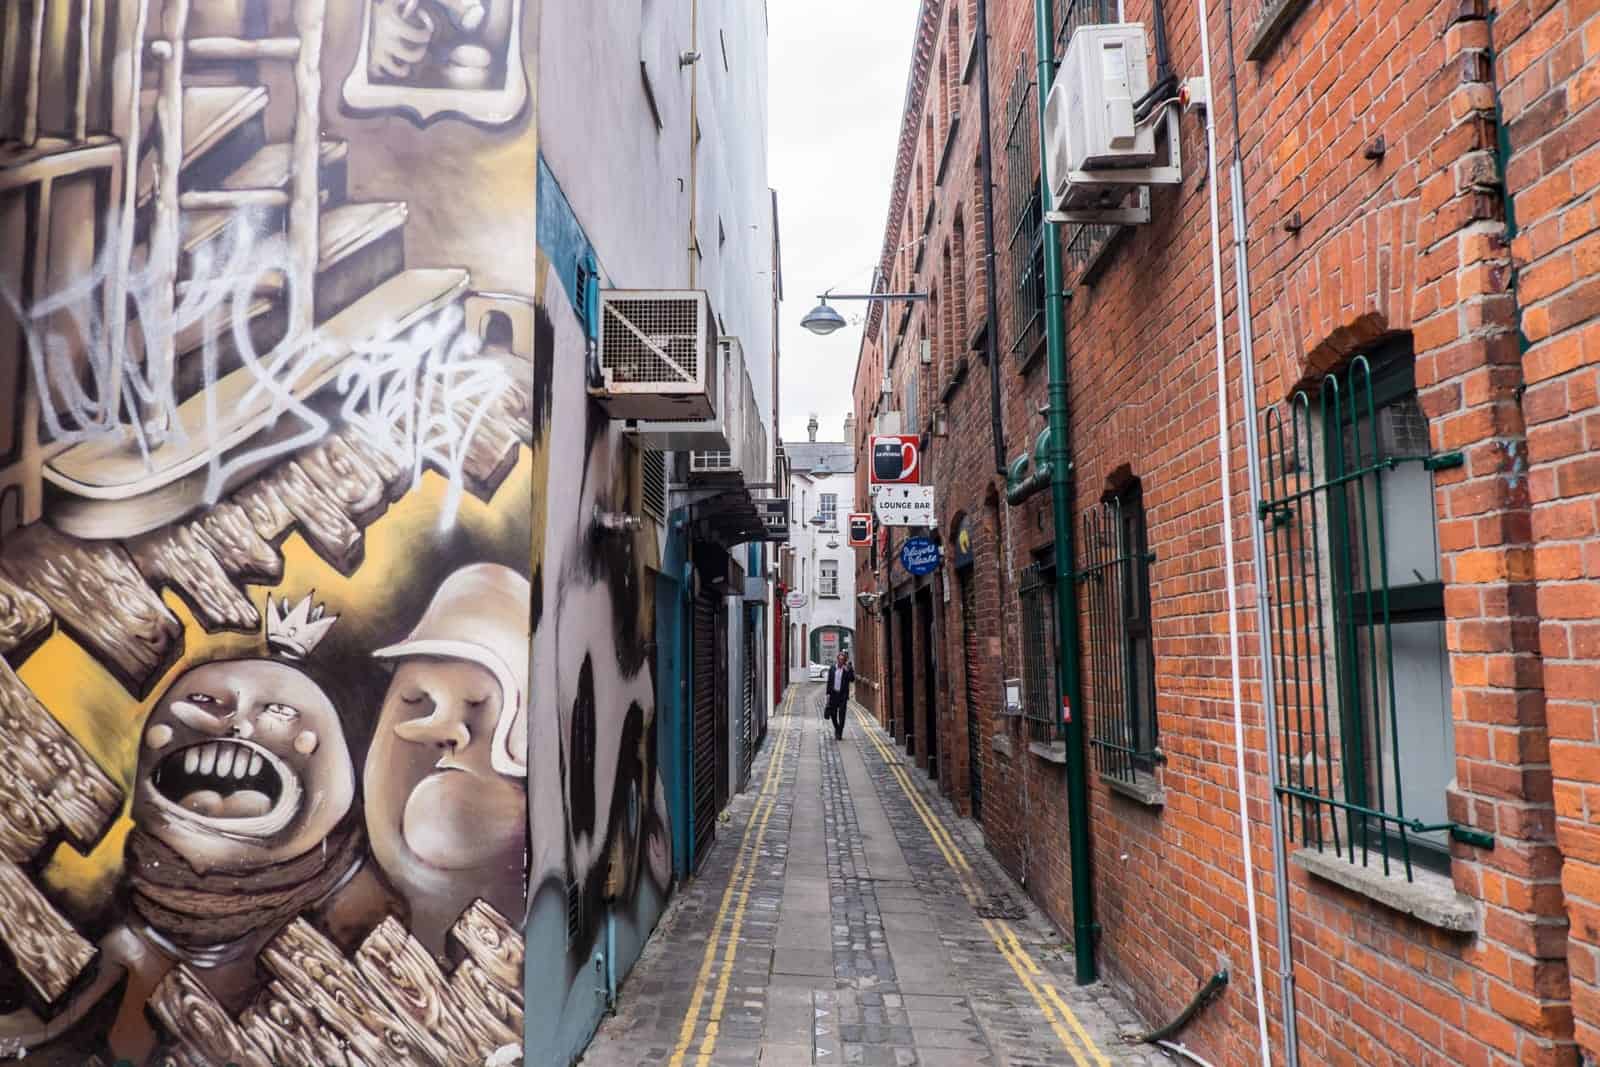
[1018,561,1062,743]
[1003,62,1046,366]
[1259,340,1475,881]
[1082,482,1160,785]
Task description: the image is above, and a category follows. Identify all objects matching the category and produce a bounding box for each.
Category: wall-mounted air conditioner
[689,338,765,481]
[1043,23,1181,224]
[628,334,741,450]
[593,289,719,419]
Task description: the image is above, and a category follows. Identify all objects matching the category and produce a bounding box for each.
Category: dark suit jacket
[825,665,855,706]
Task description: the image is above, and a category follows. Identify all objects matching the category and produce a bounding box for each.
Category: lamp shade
[801,302,847,336]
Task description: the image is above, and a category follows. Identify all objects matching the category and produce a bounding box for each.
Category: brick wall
[1499,0,1600,1051]
[852,0,1600,1060]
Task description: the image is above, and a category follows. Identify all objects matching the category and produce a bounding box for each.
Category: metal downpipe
[1219,0,1300,1052]
[1033,0,1097,986]
[976,0,1008,474]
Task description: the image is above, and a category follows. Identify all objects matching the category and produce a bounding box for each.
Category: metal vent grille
[642,448,667,521]
[601,294,705,385]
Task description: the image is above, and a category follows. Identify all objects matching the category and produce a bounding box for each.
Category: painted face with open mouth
[133,659,355,874]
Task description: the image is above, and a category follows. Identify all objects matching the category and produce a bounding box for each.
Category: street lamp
[800,301,847,336]
[801,289,928,337]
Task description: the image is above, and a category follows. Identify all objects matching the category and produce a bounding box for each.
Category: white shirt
[831,666,844,690]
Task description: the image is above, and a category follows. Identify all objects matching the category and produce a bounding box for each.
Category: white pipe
[1193,0,1271,1061]
[1158,1039,1224,1067]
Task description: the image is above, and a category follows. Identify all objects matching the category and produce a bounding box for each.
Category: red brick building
[851,0,1600,1062]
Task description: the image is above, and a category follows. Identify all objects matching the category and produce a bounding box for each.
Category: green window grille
[1259,340,1482,881]
[1082,483,1160,784]
[1018,561,1063,743]
[1003,62,1046,365]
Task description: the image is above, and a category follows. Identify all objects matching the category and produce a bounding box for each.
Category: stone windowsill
[1292,848,1478,933]
[1103,771,1165,808]
[991,732,1014,759]
[1029,740,1067,764]
[1245,0,1313,61]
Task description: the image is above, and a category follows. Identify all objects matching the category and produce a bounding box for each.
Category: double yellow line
[668,686,799,1067]
[851,707,1111,1067]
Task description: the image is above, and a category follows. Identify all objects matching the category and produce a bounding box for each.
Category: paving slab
[580,685,1171,1067]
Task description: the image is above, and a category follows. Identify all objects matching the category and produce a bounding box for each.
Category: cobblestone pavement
[581,684,1171,1067]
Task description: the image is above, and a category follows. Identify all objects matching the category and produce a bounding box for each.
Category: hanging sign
[785,591,807,609]
[847,513,873,547]
[898,537,942,576]
[873,484,935,527]
[869,434,921,485]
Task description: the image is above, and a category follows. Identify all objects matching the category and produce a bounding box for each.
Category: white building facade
[785,419,857,681]
[536,4,778,1064]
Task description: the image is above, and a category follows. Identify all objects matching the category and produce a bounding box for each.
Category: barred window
[1018,560,1061,743]
[1004,60,1045,365]
[1261,339,1460,879]
[819,560,840,599]
[1083,481,1159,785]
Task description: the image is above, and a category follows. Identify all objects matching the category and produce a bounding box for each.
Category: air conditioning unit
[1043,23,1181,220]
[629,334,741,450]
[689,338,764,480]
[757,498,790,540]
[593,289,719,419]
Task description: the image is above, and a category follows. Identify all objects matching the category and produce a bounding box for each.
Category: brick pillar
[1497,0,1600,1054]
[1422,7,1574,1064]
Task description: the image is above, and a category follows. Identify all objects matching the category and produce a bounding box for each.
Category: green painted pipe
[1033,0,1097,985]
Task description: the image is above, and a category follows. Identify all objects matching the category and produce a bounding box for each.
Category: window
[819,493,838,529]
[1084,481,1159,786]
[1018,559,1061,743]
[1003,62,1045,365]
[1261,340,1460,879]
[819,560,840,598]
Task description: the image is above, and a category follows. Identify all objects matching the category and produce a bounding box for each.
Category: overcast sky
[770,1,920,447]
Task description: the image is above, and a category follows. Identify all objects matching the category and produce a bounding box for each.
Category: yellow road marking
[668,688,797,1067]
[851,707,1111,1067]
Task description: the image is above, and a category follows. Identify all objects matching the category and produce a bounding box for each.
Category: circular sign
[898,537,941,576]
[785,591,808,609]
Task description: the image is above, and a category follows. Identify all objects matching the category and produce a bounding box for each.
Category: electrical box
[1044,22,1156,208]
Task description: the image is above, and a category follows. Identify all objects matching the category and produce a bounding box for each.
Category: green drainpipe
[1033,0,1097,985]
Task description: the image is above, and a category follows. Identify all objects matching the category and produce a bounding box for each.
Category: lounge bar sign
[873,484,935,527]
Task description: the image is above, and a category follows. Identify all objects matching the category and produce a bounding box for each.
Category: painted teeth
[185,748,200,774]
[215,746,235,777]
[198,744,217,775]
[248,753,263,776]
[234,754,250,779]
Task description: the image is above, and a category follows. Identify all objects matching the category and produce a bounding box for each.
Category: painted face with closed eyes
[132,659,355,874]
[365,657,527,876]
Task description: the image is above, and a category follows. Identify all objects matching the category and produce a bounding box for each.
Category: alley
[582,685,1163,1067]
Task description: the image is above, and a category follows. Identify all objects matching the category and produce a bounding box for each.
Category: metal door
[692,596,718,870]
[897,600,915,752]
[919,588,938,779]
[960,571,983,820]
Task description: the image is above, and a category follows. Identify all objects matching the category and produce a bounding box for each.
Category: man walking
[824,652,855,740]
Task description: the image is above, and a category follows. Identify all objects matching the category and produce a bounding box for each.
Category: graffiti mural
[0,0,683,1064]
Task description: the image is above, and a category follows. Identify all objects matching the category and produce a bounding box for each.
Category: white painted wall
[786,468,857,678]
[537,0,773,423]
